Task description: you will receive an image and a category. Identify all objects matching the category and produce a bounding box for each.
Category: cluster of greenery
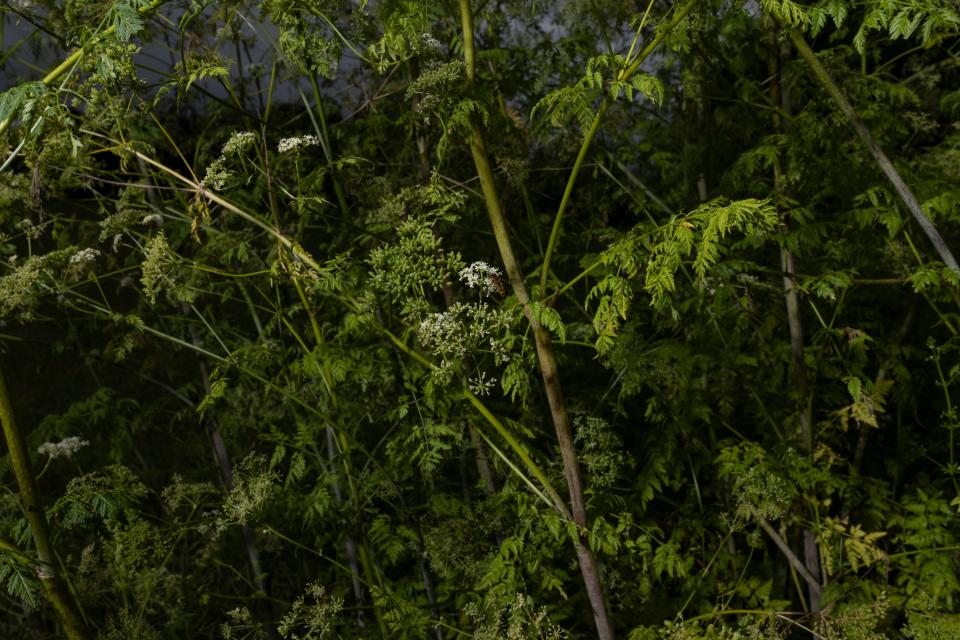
[1,0,959,637]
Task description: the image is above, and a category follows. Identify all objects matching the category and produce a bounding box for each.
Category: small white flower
[277,135,320,154]
[468,371,497,396]
[222,131,257,156]
[459,261,503,296]
[37,436,90,459]
[69,248,100,266]
[420,33,443,52]
[418,311,469,357]
[419,312,457,344]
[201,159,232,190]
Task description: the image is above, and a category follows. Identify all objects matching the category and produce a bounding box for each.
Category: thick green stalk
[789,30,959,276]
[459,2,614,638]
[0,365,92,640]
[0,0,166,139]
[539,0,700,293]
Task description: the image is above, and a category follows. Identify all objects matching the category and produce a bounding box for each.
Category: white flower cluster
[458,261,503,296]
[418,311,467,357]
[420,32,443,52]
[202,160,232,190]
[277,135,320,154]
[222,131,257,156]
[69,248,101,266]
[37,436,90,459]
[201,132,259,191]
[17,218,45,240]
[468,371,497,396]
[417,301,514,390]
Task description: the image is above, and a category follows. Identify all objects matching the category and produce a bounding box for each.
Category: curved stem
[0,365,92,639]
[539,0,700,294]
[462,392,570,518]
[81,135,326,276]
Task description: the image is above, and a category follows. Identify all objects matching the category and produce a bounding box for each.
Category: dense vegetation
[1,0,959,638]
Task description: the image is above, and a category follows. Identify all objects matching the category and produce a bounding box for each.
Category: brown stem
[789,30,959,275]
[781,252,813,452]
[0,364,92,640]
[458,2,614,638]
[325,427,367,630]
[768,29,822,615]
[754,512,822,601]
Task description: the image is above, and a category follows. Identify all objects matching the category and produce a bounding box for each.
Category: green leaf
[761,0,808,26]
[531,84,597,133]
[0,562,38,608]
[530,302,566,343]
[0,82,46,124]
[110,2,145,42]
[847,376,863,401]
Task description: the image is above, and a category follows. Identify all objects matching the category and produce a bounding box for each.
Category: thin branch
[754,513,822,600]
[789,30,959,276]
[0,0,168,139]
[539,0,700,293]
[459,1,615,637]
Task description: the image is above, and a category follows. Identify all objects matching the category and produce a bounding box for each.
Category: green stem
[0,0,167,139]
[459,2,615,637]
[0,535,35,567]
[378,326,565,513]
[85,139,326,276]
[462,393,570,518]
[539,0,700,294]
[308,75,350,215]
[932,352,956,475]
[789,30,959,276]
[0,365,92,639]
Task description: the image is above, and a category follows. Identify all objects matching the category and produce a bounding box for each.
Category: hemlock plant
[0,0,959,638]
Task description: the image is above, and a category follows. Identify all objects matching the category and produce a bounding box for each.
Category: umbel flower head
[37,436,90,459]
[69,248,100,266]
[277,135,320,154]
[222,131,257,156]
[459,261,504,296]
